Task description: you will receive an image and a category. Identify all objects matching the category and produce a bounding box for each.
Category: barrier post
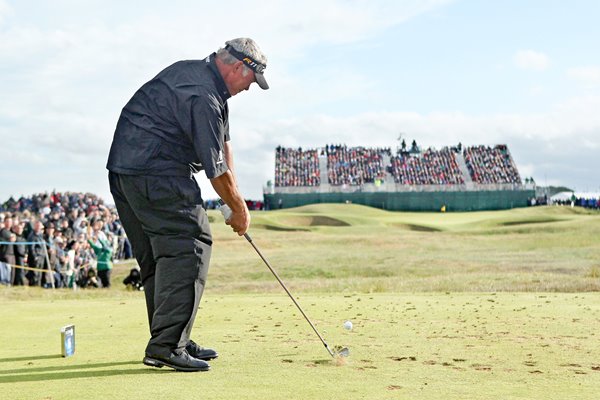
[42,240,56,289]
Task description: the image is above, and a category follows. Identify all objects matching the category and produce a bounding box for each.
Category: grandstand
[264,143,534,211]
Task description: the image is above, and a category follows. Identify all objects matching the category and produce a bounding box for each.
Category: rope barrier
[0,239,56,287]
[0,238,96,288]
[6,262,91,272]
[1,239,122,288]
[3,263,52,273]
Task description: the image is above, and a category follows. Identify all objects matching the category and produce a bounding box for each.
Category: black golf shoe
[186,340,218,361]
[143,349,210,372]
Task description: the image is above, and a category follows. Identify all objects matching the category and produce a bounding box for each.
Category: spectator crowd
[326,144,390,186]
[0,192,132,289]
[273,143,525,188]
[389,147,464,185]
[551,194,600,209]
[463,145,521,184]
[576,197,600,209]
[274,146,321,187]
[203,199,265,211]
[273,143,524,189]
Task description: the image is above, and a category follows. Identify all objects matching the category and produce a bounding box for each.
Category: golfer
[106,38,268,372]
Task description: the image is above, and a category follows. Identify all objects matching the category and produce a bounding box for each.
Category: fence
[264,189,534,212]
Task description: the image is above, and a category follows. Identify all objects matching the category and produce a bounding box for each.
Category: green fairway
[1,205,599,399]
[1,293,599,400]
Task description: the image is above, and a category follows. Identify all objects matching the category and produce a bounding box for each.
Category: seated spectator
[77,266,99,288]
[463,145,521,184]
[326,145,389,186]
[275,147,321,187]
[389,147,464,185]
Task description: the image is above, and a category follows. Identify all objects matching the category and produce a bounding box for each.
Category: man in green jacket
[88,219,113,288]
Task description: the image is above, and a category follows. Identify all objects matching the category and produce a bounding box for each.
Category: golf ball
[343,320,353,330]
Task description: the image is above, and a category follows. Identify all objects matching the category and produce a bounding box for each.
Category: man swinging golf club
[106,38,268,372]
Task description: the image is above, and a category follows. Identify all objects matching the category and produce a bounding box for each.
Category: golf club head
[333,345,350,357]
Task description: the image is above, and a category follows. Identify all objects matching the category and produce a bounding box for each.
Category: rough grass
[203,205,600,293]
[7,205,597,295]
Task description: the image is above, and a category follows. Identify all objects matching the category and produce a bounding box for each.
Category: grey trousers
[109,172,212,357]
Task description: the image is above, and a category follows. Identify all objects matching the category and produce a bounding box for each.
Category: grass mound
[499,217,562,226]
[256,224,308,232]
[278,215,350,227]
[391,223,442,232]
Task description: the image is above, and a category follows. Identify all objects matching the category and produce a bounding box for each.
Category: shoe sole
[195,354,218,361]
[143,356,210,372]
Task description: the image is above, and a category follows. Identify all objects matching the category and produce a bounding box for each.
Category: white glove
[220,204,232,221]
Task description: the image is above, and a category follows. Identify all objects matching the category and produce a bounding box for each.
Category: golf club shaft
[244,233,335,358]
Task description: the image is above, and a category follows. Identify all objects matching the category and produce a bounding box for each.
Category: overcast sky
[1,0,599,204]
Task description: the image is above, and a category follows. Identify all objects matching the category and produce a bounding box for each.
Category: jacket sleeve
[99,239,113,256]
[178,90,229,179]
[87,239,101,253]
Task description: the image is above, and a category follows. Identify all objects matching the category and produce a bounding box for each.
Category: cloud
[567,66,600,87]
[0,0,456,203]
[527,85,545,96]
[251,95,600,148]
[513,50,550,71]
[0,2,453,139]
[184,94,600,201]
[262,0,453,48]
[0,0,11,25]
[2,0,598,202]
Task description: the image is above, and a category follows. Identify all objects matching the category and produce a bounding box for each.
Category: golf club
[219,204,349,358]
